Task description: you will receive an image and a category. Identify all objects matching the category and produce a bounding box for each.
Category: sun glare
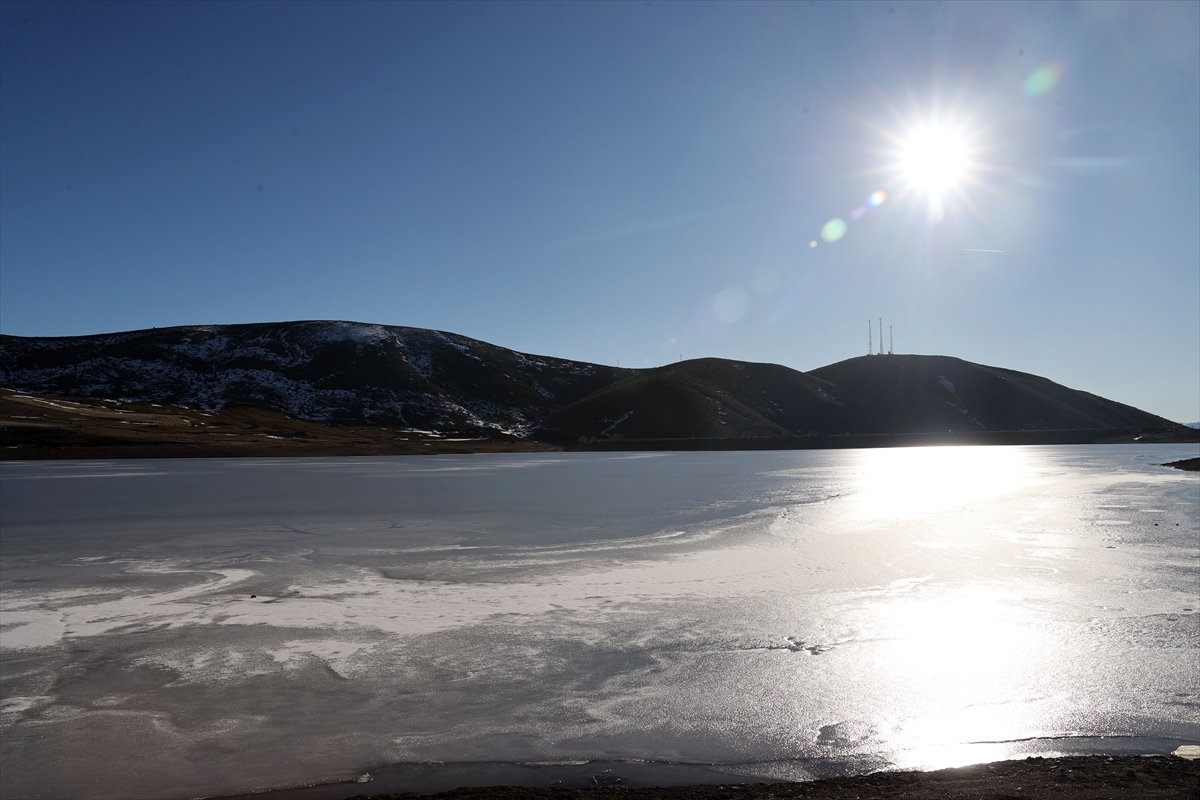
[858,95,999,227]
[813,94,999,243]
[900,126,967,195]
[851,446,1030,520]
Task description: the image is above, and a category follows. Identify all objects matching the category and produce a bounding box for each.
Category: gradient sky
[1,1,1197,421]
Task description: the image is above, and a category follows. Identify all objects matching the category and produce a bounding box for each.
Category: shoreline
[214,756,1200,800]
[353,756,1200,800]
[3,387,1197,461]
[6,434,1198,461]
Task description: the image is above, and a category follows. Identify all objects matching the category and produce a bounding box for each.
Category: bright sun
[863,99,995,225]
[900,126,968,195]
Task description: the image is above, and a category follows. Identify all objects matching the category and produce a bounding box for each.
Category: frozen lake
[1,445,1197,799]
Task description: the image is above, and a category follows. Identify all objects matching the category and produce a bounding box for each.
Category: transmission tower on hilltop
[868,319,896,356]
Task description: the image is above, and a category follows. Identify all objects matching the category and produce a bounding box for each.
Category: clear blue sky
[2,1,1197,422]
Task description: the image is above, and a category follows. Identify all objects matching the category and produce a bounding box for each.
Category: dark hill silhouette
[808,355,1165,434]
[0,322,1186,451]
[535,354,1178,443]
[539,358,849,442]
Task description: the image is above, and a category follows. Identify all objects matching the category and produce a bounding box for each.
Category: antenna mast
[868,320,872,355]
[889,325,894,355]
[878,319,883,357]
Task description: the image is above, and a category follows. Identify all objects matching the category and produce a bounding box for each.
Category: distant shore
[332,756,1197,800]
[0,388,557,459]
[6,426,1198,460]
[210,755,1200,800]
[3,387,1197,460]
[558,427,1200,452]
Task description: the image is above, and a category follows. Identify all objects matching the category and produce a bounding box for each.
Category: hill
[807,354,1167,434]
[0,321,628,435]
[534,354,1180,444]
[1,321,1190,456]
[538,358,849,442]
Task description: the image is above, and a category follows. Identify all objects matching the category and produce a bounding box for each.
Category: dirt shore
[5,388,1197,460]
[0,389,557,458]
[341,756,1197,800]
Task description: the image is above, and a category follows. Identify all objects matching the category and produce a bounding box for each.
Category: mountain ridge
[0,321,1187,451]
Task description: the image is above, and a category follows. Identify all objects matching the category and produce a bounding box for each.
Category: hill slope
[0,321,629,434]
[538,358,850,442]
[808,355,1168,434]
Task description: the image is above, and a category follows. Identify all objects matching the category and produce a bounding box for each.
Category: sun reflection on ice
[892,693,1050,772]
[837,446,1056,771]
[895,737,1016,772]
[870,583,1047,771]
[876,584,1038,698]
[850,446,1034,520]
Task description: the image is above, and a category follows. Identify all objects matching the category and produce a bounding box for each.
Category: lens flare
[1023,63,1063,97]
[810,191,886,247]
[712,286,749,323]
[821,218,847,242]
[751,265,780,294]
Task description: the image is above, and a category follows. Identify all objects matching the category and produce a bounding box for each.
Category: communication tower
[889,325,894,355]
[868,320,872,355]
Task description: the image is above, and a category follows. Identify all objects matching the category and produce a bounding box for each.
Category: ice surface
[1,446,1197,799]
